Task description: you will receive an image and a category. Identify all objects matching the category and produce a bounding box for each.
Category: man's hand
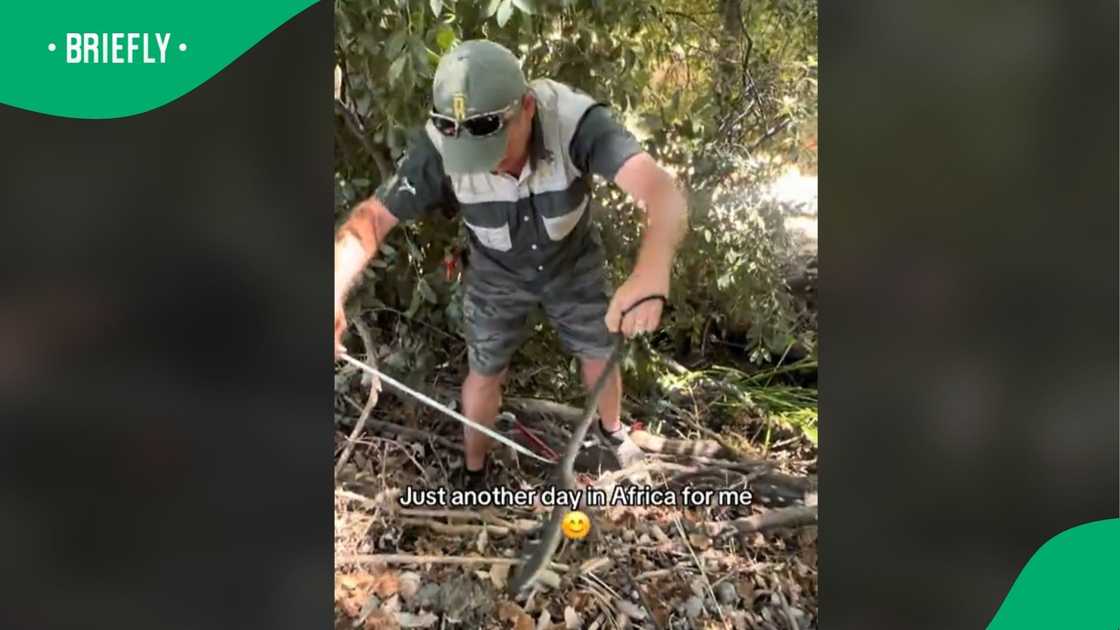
[606,263,670,337]
[334,299,347,358]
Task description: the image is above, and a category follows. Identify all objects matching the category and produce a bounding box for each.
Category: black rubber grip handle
[620,294,668,319]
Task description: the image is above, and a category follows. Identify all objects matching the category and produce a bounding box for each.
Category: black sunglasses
[430,98,521,138]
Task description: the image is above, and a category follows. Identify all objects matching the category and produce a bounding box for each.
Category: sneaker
[598,418,630,444]
[597,419,645,468]
[455,458,490,494]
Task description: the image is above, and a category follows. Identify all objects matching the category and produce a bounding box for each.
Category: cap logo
[397,176,416,196]
[452,93,466,121]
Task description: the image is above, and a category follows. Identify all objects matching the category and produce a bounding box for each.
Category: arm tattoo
[335,201,380,253]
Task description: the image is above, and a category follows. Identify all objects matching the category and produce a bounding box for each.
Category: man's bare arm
[615,152,688,275]
[335,197,399,302]
[605,152,689,336]
[334,197,399,353]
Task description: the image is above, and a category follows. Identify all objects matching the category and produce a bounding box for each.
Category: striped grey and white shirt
[376,79,642,289]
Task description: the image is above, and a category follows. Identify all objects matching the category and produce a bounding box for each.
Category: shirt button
[530,244,538,250]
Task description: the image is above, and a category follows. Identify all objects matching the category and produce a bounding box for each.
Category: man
[334,40,687,488]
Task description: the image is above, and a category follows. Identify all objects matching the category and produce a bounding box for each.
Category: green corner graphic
[0,1,317,119]
[988,518,1119,629]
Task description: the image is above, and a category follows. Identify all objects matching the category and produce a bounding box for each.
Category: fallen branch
[634,568,676,581]
[339,397,463,452]
[503,396,585,426]
[397,508,536,532]
[397,508,483,521]
[335,489,384,508]
[337,554,569,571]
[647,452,769,473]
[337,491,539,532]
[335,319,380,478]
[365,417,463,452]
[399,517,511,537]
[699,505,818,538]
[578,557,613,575]
[672,513,725,621]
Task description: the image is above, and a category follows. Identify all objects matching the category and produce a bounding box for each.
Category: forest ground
[334,168,819,630]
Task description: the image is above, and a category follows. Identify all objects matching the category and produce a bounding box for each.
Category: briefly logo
[53,33,185,64]
[452,93,467,121]
[397,177,416,196]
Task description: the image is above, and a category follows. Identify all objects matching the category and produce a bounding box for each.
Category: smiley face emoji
[562,511,591,540]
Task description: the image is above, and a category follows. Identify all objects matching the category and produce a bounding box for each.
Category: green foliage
[658,358,819,446]
[597,165,813,368]
[334,0,818,401]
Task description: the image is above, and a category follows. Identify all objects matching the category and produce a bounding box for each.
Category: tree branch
[337,554,570,571]
[335,318,380,477]
[335,98,392,183]
[747,115,792,152]
[698,505,818,537]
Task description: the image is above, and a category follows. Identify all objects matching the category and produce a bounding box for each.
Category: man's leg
[461,368,506,471]
[580,357,622,432]
[543,259,643,463]
[541,254,624,432]
[460,277,533,475]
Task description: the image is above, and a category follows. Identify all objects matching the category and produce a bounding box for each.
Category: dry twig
[672,513,726,622]
[335,318,380,477]
[335,489,383,508]
[399,517,511,537]
[337,553,569,571]
[341,395,463,452]
[700,505,818,537]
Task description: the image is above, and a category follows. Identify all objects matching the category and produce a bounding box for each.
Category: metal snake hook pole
[338,353,556,464]
[509,293,668,593]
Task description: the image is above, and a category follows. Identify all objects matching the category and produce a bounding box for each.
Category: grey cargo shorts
[463,263,615,375]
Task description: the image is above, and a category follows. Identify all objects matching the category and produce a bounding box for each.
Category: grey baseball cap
[431,40,528,173]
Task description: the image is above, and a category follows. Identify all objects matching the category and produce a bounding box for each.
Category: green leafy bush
[334,0,818,397]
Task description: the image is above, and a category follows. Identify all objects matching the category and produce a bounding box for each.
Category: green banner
[988,518,1118,628]
[0,1,317,119]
